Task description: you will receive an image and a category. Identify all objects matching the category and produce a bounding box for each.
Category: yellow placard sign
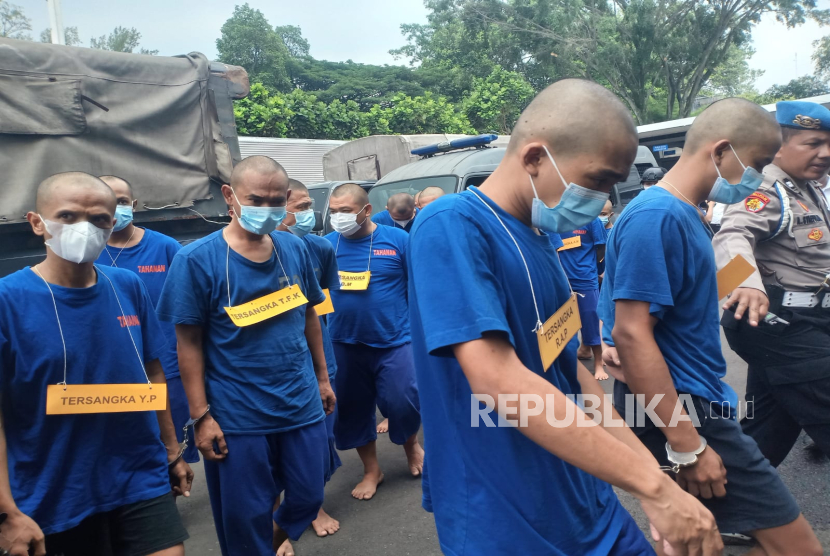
[536,293,582,371]
[224,284,308,327]
[339,271,371,291]
[558,236,582,251]
[314,288,335,316]
[46,383,167,415]
[716,255,756,300]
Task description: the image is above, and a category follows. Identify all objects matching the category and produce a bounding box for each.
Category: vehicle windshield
[369,176,457,215]
[308,187,330,215]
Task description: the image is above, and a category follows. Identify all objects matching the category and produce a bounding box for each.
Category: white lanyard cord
[103,225,138,268]
[225,234,291,307]
[335,228,374,272]
[469,189,543,332]
[32,265,151,388]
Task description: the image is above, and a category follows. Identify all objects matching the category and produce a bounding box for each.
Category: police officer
[714,100,830,467]
[641,167,665,188]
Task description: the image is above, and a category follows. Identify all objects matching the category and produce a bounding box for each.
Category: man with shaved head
[157,156,335,555]
[601,98,822,555]
[0,172,191,556]
[715,100,830,470]
[408,79,722,555]
[325,183,423,501]
[94,176,199,468]
[414,186,446,210]
[372,192,418,232]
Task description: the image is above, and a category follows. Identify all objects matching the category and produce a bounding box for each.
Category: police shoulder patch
[808,228,824,241]
[745,192,771,213]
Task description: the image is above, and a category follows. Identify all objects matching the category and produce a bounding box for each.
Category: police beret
[775,100,830,131]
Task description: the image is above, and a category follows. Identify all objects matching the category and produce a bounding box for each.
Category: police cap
[775,100,830,131]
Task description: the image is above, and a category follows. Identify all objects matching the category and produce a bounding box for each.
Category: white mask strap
[729,144,748,170]
[543,145,570,188]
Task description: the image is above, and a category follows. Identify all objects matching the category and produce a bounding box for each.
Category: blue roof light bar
[411,134,498,156]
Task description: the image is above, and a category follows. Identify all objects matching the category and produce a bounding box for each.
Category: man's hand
[722,287,769,327]
[676,447,727,499]
[0,509,45,556]
[168,459,194,498]
[319,380,336,415]
[601,345,627,383]
[194,414,228,461]
[639,474,723,556]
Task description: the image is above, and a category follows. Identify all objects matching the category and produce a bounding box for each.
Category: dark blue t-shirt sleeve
[300,243,326,307]
[320,242,340,291]
[409,210,512,356]
[591,218,607,246]
[156,252,207,325]
[611,209,680,319]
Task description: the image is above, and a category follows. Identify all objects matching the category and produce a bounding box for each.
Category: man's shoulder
[0,268,37,297]
[176,230,223,260]
[302,233,334,253]
[142,228,182,250]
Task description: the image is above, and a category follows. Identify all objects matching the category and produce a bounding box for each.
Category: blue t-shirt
[0,267,170,535]
[372,208,418,233]
[157,230,327,434]
[96,228,181,378]
[557,218,607,291]
[598,187,737,408]
[325,225,410,348]
[301,233,339,380]
[408,187,627,556]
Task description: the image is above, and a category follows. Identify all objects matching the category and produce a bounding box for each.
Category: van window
[309,188,330,213]
[369,176,457,215]
[462,174,490,189]
[615,165,644,206]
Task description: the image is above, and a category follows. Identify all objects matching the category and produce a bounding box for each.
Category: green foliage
[462,66,535,133]
[275,25,310,58]
[813,36,830,82]
[753,75,830,104]
[216,4,290,91]
[90,26,158,55]
[40,26,82,46]
[0,1,31,40]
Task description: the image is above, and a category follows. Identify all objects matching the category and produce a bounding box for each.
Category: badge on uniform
[808,228,824,241]
[339,271,371,291]
[224,284,308,327]
[46,383,168,415]
[536,293,582,371]
[314,288,335,315]
[745,192,770,213]
[558,236,582,251]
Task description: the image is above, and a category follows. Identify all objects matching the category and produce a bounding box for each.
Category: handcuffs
[167,405,210,470]
[659,437,708,474]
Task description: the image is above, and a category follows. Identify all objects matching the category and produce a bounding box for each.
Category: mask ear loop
[542,145,571,189]
[728,144,748,170]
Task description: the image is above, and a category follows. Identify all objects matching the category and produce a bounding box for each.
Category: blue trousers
[204,421,328,555]
[168,376,199,463]
[333,342,421,450]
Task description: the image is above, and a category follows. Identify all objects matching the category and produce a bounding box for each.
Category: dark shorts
[44,493,188,556]
[576,288,601,346]
[614,382,801,534]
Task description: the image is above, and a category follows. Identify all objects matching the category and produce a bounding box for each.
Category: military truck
[0,38,249,276]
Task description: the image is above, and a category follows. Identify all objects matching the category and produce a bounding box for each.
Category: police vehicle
[368,135,645,215]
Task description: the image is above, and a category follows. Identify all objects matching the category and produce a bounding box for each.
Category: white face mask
[392,218,412,228]
[41,217,112,264]
[330,205,367,237]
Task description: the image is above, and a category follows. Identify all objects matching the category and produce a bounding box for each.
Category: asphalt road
[179,332,829,555]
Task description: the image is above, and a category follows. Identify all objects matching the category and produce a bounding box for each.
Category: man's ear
[131,199,139,210]
[521,143,546,178]
[711,140,731,165]
[27,212,47,237]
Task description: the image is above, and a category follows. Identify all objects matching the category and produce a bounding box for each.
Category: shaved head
[231,156,288,192]
[417,186,445,208]
[387,193,414,211]
[36,172,116,214]
[331,183,369,207]
[288,178,308,194]
[508,79,637,157]
[99,175,133,198]
[685,98,781,155]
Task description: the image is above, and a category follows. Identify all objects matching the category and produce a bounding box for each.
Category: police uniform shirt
[713,163,830,292]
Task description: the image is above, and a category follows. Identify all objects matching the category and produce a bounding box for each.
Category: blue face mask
[232,189,286,235]
[113,205,133,232]
[530,146,610,233]
[599,216,610,226]
[708,145,764,205]
[288,209,316,237]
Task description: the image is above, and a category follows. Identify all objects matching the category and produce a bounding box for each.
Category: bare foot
[594,368,610,381]
[404,436,425,477]
[352,469,384,500]
[312,507,340,537]
[577,346,593,360]
[376,418,389,434]
[277,539,295,556]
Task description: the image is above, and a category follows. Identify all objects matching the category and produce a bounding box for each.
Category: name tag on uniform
[558,236,582,251]
[46,383,167,415]
[536,293,582,371]
[224,284,308,327]
[314,288,335,316]
[339,271,371,291]
[716,255,756,300]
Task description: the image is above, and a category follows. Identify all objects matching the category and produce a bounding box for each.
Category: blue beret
[775,101,830,131]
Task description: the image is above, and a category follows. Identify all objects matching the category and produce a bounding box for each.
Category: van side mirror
[313,211,324,232]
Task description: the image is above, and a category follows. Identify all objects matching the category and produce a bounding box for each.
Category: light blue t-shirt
[598,186,737,408]
[408,187,629,556]
[325,225,410,348]
[157,230,326,434]
[96,228,181,378]
[0,267,169,535]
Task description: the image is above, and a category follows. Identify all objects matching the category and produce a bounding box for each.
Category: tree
[0,1,31,40]
[40,26,82,47]
[703,45,763,97]
[762,76,830,101]
[462,66,535,133]
[90,26,158,54]
[216,4,290,91]
[275,24,310,58]
[813,36,830,82]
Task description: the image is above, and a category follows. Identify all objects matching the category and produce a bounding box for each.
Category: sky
[15,0,830,93]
